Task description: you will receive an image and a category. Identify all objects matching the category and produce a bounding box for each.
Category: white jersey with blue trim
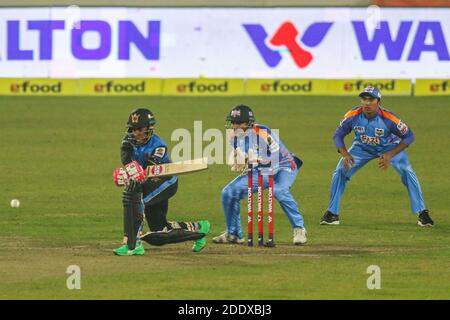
[132,134,171,168]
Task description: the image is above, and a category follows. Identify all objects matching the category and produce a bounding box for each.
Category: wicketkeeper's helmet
[226,104,256,127]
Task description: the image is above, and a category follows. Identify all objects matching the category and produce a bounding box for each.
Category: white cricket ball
[10,199,20,208]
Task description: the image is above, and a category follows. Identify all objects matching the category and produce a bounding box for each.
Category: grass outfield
[0,95,449,299]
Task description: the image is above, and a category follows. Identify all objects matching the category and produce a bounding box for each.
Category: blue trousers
[327,143,426,215]
[222,167,305,237]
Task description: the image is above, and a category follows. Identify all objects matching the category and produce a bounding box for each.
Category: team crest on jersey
[375,128,384,137]
[131,113,140,123]
[354,126,365,133]
[397,121,408,135]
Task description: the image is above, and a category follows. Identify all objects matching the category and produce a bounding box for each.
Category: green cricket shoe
[192,220,211,253]
[133,241,145,255]
[113,244,129,255]
[113,241,145,256]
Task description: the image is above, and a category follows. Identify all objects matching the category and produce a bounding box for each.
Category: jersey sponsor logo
[361,135,380,146]
[354,126,365,133]
[153,147,166,158]
[375,128,384,137]
[397,121,408,135]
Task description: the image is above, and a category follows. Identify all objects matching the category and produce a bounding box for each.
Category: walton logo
[243,21,333,68]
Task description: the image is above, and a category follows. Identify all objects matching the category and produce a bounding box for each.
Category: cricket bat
[146,157,208,177]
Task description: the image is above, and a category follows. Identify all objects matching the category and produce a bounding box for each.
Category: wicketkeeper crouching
[112,108,211,256]
[214,104,307,245]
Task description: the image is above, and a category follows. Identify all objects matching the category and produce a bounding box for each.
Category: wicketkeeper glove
[256,158,272,168]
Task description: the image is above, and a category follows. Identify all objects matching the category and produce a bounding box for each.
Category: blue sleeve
[382,118,415,146]
[149,136,170,164]
[403,130,415,145]
[333,117,353,149]
[150,146,170,163]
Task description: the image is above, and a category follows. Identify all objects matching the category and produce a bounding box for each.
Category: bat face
[146,157,208,178]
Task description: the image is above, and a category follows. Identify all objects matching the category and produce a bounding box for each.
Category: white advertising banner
[0,7,449,78]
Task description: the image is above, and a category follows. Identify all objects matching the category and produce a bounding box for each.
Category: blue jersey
[132,134,171,169]
[230,124,298,172]
[333,106,415,154]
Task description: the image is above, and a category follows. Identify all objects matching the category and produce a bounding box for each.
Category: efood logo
[429,80,449,92]
[343,80,397,92]
[10,81,62,93]
[243,21,333,69]
[94,81,145,93]
[261,80,312,92]
[177,81,229,93]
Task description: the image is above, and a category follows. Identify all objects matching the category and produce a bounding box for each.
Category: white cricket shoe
[293,227,307,245]
[212,231,245,244]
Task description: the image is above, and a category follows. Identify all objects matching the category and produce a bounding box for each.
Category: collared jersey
[333,106,414,153]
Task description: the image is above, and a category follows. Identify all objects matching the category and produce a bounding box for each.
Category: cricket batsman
[112,108,211,256]
[320,86,434,227]
[213,104,307,245]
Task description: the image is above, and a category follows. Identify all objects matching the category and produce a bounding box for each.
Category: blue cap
[359,86,381,99]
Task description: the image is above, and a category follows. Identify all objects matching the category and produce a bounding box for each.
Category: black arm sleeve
[120,134,135,166]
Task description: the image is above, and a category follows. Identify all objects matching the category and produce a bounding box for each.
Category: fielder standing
[213,104,307,245]
[320,86,434,227]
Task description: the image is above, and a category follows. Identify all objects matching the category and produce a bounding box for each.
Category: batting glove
[125,161,147,183]
[113,167,129,187]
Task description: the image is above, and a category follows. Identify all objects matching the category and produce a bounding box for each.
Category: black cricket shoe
[320,211,340,225]
[418,209,434,227]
